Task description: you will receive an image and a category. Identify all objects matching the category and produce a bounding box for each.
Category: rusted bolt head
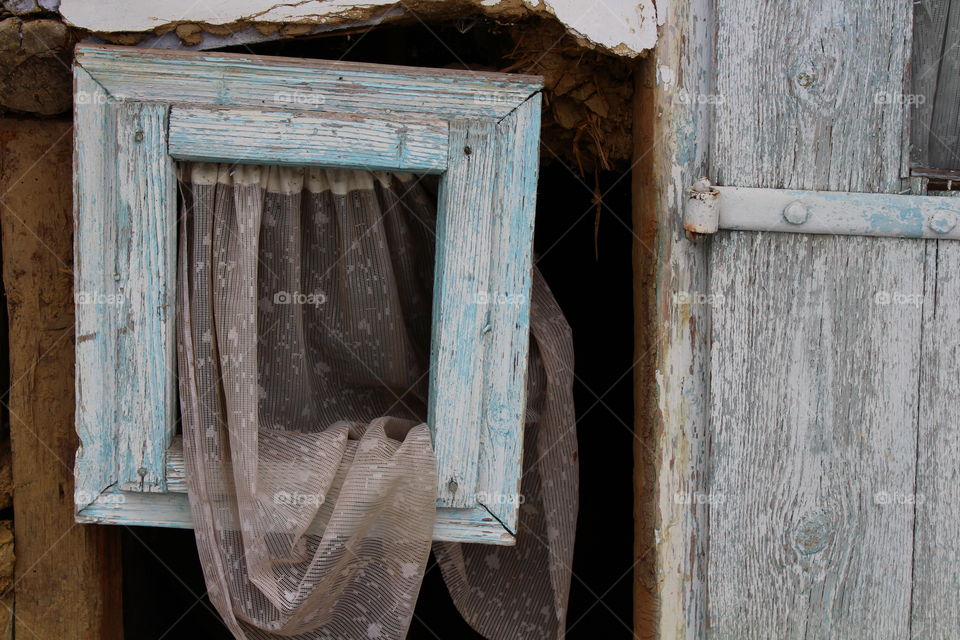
[447,479,459,493]
[929,211,957,234]
[782,200,810,225]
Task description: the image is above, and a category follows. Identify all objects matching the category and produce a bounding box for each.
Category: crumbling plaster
[58,0,656,57]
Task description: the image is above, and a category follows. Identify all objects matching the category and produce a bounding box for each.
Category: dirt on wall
[504,19,635,174]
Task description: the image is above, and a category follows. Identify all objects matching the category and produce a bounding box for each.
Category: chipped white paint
[656,64,675,86]
[60,0,657,57]
[641,0,714,636]
[531,0,657,56]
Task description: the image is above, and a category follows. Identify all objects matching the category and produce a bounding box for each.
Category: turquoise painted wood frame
[72,44,542,545]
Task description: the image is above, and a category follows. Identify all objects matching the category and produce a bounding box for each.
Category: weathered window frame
[73,44,542,545]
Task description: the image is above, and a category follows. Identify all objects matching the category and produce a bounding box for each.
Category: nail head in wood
[929,211,956,234]
[782,200,810,225]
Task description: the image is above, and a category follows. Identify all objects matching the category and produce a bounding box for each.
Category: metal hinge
[683,179,960,240]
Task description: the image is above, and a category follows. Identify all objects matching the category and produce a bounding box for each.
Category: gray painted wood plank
[638,0,715,634]
[428,120,497,508]
[707,1,921,636]
[712,2,909,193]
[911,237,960,639]
[708,233,924,639]
[113,102,177,493]
[168,106,449,173]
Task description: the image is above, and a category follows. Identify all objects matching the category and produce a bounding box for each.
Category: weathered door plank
[911,237,960,638]
[706,0,920,636]
[708,233,924,638]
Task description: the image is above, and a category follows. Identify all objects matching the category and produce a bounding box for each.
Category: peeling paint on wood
[633,0,714,635]
[706,0,920,636]
[169,106,449,173]
[708,233,923,638]
[911,228,960,637]
[74,44,542,122]
[113,101,177,493]
[430,119,497,509]
[73,44,542,545]
[475,95,539,529]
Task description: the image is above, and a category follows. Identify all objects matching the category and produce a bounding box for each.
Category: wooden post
[633,0,714,636]
[0,118,123,639]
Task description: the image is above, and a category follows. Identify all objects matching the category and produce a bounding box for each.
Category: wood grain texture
[73,67,119,507]
[911,235,960,638]
[75,44,542,122]
[169,106,449,173]
[113,102,177,493]
[73,47,543,545]
[429,120,497,509]
[707,0,921,636]
[708,233,924,639]
[712,2,910,193]
[632,0,715,636]
[1,117,122,640]
[475,95,540,531]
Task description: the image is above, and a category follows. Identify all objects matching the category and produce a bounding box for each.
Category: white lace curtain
[176,163,577,639]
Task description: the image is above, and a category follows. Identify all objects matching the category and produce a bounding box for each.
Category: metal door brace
[683,178,960,240]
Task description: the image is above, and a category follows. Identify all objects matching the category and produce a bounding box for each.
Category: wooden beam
[0,118,123,639]
[632,0,714,636]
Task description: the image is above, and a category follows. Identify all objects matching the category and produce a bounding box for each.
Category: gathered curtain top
[180,162,416,195]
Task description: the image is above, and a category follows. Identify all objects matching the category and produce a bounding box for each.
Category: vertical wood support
[476,95,539,528]
[113,102,176,494]
[430,120,497,508]
[633,0,714,636]
[0,119,122,639]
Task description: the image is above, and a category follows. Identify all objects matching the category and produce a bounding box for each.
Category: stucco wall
[56,0,656,57]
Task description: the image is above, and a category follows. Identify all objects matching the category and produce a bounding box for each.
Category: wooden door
[699,1,959,637]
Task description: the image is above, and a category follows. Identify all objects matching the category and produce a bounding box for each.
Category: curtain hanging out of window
[176,163,578,639]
